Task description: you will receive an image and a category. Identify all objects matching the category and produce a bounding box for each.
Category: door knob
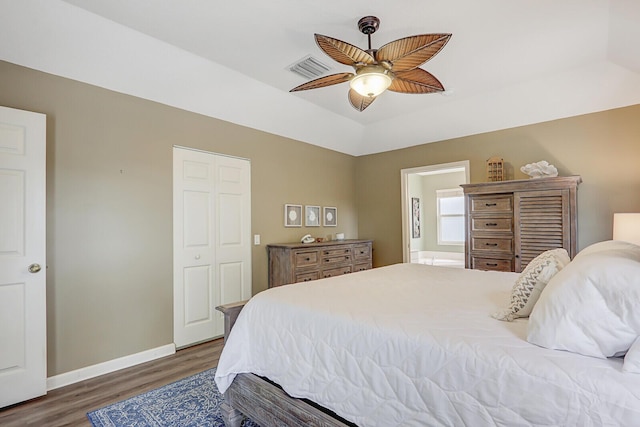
[28,263,41,273]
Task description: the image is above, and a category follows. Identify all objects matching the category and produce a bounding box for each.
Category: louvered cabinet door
[514,189,570,271]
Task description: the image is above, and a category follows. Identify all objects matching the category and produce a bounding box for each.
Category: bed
[214,241,640,426]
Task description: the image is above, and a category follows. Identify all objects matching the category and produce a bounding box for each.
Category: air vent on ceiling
[288,55,332,80]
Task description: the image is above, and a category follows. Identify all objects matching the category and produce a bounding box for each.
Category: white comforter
[215,263,640,426]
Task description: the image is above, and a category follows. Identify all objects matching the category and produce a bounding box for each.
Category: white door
[173,147,251,348]
[0,106,47,408]
[214,155,252,315]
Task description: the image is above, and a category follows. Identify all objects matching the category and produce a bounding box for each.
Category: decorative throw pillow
[492,248,570,322]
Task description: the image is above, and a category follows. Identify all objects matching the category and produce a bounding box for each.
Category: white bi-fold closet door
[173,147,251,348]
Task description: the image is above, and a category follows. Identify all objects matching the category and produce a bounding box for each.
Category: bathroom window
[436,188,465,245]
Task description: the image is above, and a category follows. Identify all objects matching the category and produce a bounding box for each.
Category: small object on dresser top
[520,160,558,178]
[486,156,505,182]
[301,234,315,244]
[335,233,345,240]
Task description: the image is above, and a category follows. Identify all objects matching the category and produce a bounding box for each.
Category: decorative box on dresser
[267,239,373,288]
[461,176,581,273]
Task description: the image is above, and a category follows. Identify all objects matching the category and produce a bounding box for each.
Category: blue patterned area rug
[87,368,259,427]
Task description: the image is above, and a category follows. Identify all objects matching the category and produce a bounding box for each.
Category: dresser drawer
[322,265,352,278]
[322,253,351,266]
[295,271,319,283]
[293,250,320,267]
[322,247,352,257]
[471,217,513,233]
[354,262,371,272]
[353,244,371,260]
[470,196,513,213]
[471,237,513,253]
[472,257,513,272]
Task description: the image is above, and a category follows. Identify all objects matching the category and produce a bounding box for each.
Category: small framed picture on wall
[305,205,321,227]
[323,207,337,227]
[412,197,421,238]
[284,204,302,227]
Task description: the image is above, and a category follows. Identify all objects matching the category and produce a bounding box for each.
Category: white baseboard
[46,343,176,391]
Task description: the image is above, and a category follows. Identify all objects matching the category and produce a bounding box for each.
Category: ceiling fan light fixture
[290,17,451,111]
[349,66,392,98]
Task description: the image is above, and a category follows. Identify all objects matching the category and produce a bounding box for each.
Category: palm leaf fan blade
[314,34,375,66]
[388,69,445,94]
[376,34,451,71]
[348,89,376,111]
[290,73,353,92]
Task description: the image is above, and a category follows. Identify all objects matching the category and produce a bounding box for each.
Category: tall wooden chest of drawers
[461,176,581,273]
[267,239,373,288]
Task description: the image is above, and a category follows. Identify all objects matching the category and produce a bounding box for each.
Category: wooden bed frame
[216,302,356,427]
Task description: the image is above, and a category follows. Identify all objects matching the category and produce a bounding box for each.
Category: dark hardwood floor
[0,338,224,427]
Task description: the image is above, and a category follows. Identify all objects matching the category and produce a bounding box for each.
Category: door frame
[400,160,470,263]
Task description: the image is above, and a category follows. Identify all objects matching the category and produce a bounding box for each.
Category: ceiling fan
[290,16,452,112]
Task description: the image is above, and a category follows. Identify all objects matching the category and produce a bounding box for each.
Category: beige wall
[0,61,358,376]
[2,58,639,378]
[356,104,640,267]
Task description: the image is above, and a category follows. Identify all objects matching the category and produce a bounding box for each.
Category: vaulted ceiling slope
[2,0,639,156]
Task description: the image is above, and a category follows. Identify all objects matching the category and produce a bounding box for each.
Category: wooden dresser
[461,176,581,273]
[267,239,373,288]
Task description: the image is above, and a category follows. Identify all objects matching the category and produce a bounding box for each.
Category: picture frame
[323,206,337,227]
[412,197,421,238]
[284,204,302,227]
[305,205,321,227]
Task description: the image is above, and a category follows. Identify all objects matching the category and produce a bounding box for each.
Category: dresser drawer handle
[486,263,498,267]
[485,223,498,226]
[325,256,350,263]
[305,257,311,261]
[485,203,497,206]
[485,243,498,247]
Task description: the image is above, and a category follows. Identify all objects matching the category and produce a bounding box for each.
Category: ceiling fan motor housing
[358,16,380,35]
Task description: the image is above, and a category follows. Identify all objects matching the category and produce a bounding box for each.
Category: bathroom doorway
[400,161,470,265]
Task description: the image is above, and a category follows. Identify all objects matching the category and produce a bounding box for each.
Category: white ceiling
[2,0,640,156]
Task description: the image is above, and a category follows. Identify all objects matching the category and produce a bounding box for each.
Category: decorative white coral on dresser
[520,160,558,178]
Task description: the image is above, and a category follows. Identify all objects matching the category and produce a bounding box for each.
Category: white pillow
[574,239,640,261]
[623,336,640,373]
[527,250,640,359]
[492,248,570,322]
